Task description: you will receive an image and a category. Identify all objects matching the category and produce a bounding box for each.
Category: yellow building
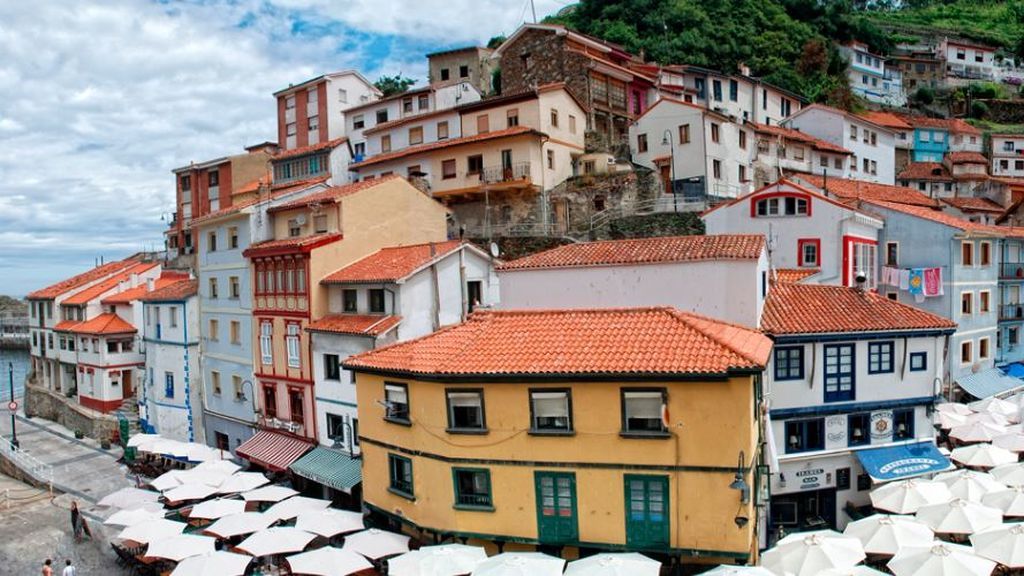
[343,307,773,566]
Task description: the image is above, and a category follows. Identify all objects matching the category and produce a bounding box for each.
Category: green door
[625,474,670,548]
[534,471,578,544]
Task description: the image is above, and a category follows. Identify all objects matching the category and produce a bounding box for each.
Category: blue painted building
[998,235,1024,365]
[912,127,949,163]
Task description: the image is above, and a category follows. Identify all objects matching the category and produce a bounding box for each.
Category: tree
[374,74,417,97]
[913,86,935,105]
[487,35,506,49]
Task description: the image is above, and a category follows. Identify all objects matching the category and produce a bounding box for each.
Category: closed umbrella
[843,514,934,556]
[264,496,332,522]
[216,472,269,494]
[295,509,364,537]
[938,411,969,430]
[165,483,219,503]
[870,479,953,514]
[189,498,246,520]
[888,541,996,576]
[241,485,298,503]
[171,551,252,576]
[760,530,866,576]
[993,433,1024,453]
[237,527,316,557]
[702,567,774,575]
[471,552,565,576]
[204,512,275,539]
[563,552,660,576]
[950,421,1007,443]
[915,498,1003,535]
[149,470,183,492]
[935,469,1005,502]
[343,528,411,560]
[938,403,974,416]
[992,462,1024,487]
[286,546,374,576]
[970,397,1020,422]
[145,534,217,562]
[117,518,187,544]
[104,506,165,527]
[984,486,1024,516]
[970,523,1024,568]
[388,544,489,576]
[98,487,162,509]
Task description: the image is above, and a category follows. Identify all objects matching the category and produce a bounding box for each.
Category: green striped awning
[289,447,362,493]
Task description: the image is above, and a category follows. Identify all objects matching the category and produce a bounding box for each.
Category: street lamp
[661,129,678,212]
[8,362,18,449]
[235,380,260,417]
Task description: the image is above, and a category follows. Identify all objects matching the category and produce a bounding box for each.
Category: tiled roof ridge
[665,308,770,367]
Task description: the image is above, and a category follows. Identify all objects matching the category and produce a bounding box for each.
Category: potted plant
[100,439,111,450]
[74,430,84,439]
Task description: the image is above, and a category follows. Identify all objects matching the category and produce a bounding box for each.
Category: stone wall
[978,99,1024,124]
[549,170,657,238]
[24,383,120,442]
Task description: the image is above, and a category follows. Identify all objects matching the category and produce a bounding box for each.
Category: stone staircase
[115,397,140,437]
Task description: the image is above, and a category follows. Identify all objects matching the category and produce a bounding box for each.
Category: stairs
[116,397,141,436]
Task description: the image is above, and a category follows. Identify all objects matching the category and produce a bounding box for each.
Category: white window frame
[980,337,992,360]
[260,321,273,365]
[961,291,974,316]
[286,323,301,368]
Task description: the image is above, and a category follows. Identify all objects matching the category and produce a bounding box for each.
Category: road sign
[8,401,17,413]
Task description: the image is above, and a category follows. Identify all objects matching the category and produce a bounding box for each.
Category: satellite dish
[490,242,500,258]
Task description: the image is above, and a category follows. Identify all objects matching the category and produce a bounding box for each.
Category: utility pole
[530,0,537,23]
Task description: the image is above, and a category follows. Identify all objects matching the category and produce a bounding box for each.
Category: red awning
[236,430,313,472]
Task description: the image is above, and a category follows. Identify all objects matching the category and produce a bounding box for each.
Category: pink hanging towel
[923,267,943,297]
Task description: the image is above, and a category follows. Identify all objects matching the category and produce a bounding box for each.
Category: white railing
[0,433,53,488]
[589,195,708,233]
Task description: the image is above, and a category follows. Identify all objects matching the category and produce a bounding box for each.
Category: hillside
[865,0,1022,55]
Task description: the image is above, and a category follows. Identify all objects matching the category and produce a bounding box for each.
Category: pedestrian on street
[70,500,82,541]
[42,559,53,576]
[62,559,76,576]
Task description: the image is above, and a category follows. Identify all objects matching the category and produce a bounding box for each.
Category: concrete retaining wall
[24,383,119,442]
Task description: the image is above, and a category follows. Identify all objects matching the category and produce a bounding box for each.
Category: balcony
[480,162,532,185]
[1000,303,1024,322]
[258,414,305,437]
[1002,262,1024,280]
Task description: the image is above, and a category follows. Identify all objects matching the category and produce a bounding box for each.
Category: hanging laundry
[908,268,925,296]
[880,266,895,286]
[923,267,943,297]
[899,269,911,291]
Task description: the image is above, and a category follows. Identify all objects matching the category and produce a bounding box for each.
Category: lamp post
[662,129,678,212]
[8,362,18,448]
[237,379,259,419]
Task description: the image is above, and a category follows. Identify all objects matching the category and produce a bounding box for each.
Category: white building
[139,280,202,443]
[839,41,906,107]
[783,104,897,185]
[751,123,852,187]
[941,38,997,83]
[497,234,768,327]
[702,179,884,289]
[992,134,1024,178]
[274,70,382,151]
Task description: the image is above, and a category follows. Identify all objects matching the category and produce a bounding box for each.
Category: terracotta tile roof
[267,176,402,213]
[774,269,819,284]
[752,123,852,155]
[797,174,941,207]
[68,313,137,335]
[899,162,951,181]
[138,279,198,302]
[941,197,1005,213]
[27,258,139,300]
[350,126,542,169]
[342,307,772,378]
[306,314,402,336]
[858,111,912,130]
[62,262,160,306]
[322,240,464,284]
[895,114,982,135]
[498,234,765,271]
[866,200,1002,234]
[790,104,896,133]
[948,151,989,165]
[702,179,884,220]
[53,320,81,332]
[101,271,191,305]
[242,232,343,258]
[762,283,957,335]
[272,138,346,162]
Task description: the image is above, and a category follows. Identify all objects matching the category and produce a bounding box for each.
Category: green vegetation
[374,74,417,97]
[864,0,1024,56]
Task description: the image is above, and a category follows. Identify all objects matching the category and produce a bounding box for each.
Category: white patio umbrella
[186,444,226,462]
[98,487,162,509]
[171,551,252,576]
[562,552,661,576]
[144,534,217,562]
[189,498,247,520]
[888,541,997,576]
[760,530,866,576]
[817,568,888,576]
[915,498,1003,535]
[843,514,934,556]
[116,518,187,544]
[388,544,489,576]
[203,512,275,539]
[471,552,565,576]
[935,469,1005,502]
[343,528,411,560]
[103,506,166,527]
[984,486,1024,516]
[174,467,232,488]
[240,485,298,502]
[127,433,162,448]
[165,483,219,503]
[970,522,1024,568]
[965,412,1013,427]
[149,470,183,492]
[870,479,953,514]
[951,443,1018,469]
[970,397,1020,421]
[264,496,332,522]
[237,527,317,557]
[295,509,365,537]
[993,432,1024,453]
[216,472,269,494]
[950,421,1008,443]
[938,403,974,416]
[286,546,374,576]
[701,567,774,576]
[937,411,969,430]
[192,459,241,476]
[992,462,1024,487]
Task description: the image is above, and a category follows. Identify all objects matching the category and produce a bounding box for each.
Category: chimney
[130,273,139,288]
[147,278,155,292]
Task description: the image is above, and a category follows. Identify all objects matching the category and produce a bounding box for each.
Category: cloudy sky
[0,0,565,296]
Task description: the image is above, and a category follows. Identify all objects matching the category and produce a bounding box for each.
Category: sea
[0,347,29,402]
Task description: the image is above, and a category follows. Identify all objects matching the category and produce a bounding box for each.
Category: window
[259,321,272,365]
[980,337,991,360]
[229,321,240,345]
[453,468,492,509]
[263,385,277,418]
[886,242,899,267]
[546,149,555,170]
[288,219,301,237]
[289,388,304,424]
[868,341,894,374]
[338,88,348,103]
[894,409,915,440]
[437,121,449,140]
[1012,328,1021,346]
[211,371,221,395]
[285,95,295,109]
[286,324,300,368]
[384,382,410,423]
[418,94,429,110]
[323,353,340,381]
[637,133,648,153]
[467,280,483,313]
[227,276,240,299]
[376,109,388,124]
[407,165,421,177]
[909,352,927,372]
[369,289,385,313]
[678,124,690,144]
[381,134,391,153]
[286,122,296,137]
[713,159,722,179]
[961,340,973,364]
[467,155,483,175]
[408,126,423,146]
[850,125,858,140]
[228,227,238,249]
[327,413,345,442]
[207,231,217,252]
[506,108,519,128]
[622,390,666,434]
[798,239,819,267]
[774,346,804,381]
[530,390,572,433]
[711,79,722,101]
[961,292,973,315]
[442,159,457,180]
[388,454,414,498]
[308,115,319,132]
[476,114,489,134]
[313,214,327,234]
[342,289,358,313]
[207,318,219,341]
[785,419,825,453]
[739,165,746,182]
[446,390,485,431]
[440,68,450,81]
[739,130,747,150]
[568,115,576,134]
[755,196,808,217]
[164,372,174,398]
[863,158,870,172]
[848,413,871,447]
[981,242,992,266]
[729,79,738,101]
[710,123,720,143]
[981,291,991,313]
[550,108,559,128]
[824,344,855,402]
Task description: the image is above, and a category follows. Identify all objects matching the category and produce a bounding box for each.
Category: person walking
[70,501,82,542]
[41,559,53,576]
[61,559,76,576]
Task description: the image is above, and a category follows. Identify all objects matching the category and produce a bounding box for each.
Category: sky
[0,0,567,297]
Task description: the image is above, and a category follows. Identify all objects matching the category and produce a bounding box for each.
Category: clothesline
[880,265,943,302]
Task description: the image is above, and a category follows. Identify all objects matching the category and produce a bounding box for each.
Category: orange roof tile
[242,232,343,258]
[342,307,772,378]
[947,151,988,165]
[866,200,1002,234]
[322,240,463,284]
[27,258,139,300]
[752,123,852,155]
[62,262,160,306]
[192,176,331,226]
[858,111,912,130]
[941,197,1005,213]
[101,271,191,305]
[701,179,884,220]
[138,279,198,302]
[53,320,81,332]
[895,114,982,135]
[498,234,765,271]
[762,283,957,335]
[68,313,137,336]
[899,162,951,181]
[272,138,346,162]
[306,314,402,336]
[267,176,403,214]
[350,126,543,169]
[774,269,819,284]
[797,174,941,207]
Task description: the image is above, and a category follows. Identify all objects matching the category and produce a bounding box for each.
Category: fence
[0,433,53,492]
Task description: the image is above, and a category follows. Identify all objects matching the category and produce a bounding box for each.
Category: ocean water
[0,348,28,401]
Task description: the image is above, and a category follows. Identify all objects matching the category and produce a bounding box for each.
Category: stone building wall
[24,383,121,442]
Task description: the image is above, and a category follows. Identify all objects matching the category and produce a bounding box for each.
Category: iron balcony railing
[455,492,492,507]
[1000,303,1024,321]
[480,162,531,184]
[1002,262,1024,279]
